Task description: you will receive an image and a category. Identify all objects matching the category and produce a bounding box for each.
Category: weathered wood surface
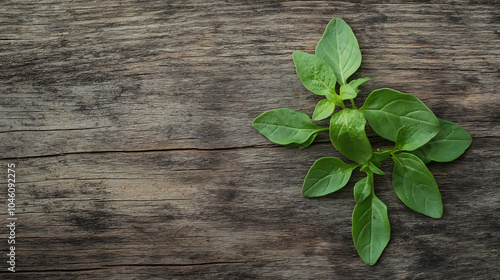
[0,1,498,279]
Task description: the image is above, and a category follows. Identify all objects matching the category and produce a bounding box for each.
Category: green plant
[252,18,472,265]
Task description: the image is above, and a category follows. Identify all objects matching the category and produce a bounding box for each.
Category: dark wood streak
[0,1,498,279]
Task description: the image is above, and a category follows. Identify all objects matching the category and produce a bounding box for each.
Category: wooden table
[1,1,498,279]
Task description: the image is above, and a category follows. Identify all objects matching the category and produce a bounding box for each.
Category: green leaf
[395,126,422,151]
[392,153,443,218]
[367,162,384,175]
[299,133,318,149]
[330,109,372,163]
[361,88,440,149]
[360,162,384,175]
[331,93,345,107]
[370,151,391,164]
[313,99,335,121]
[285,133,318,149]
[253,108,328,145]
[340,84,358,100]
[349,78,371,89]
[302,157,355,197]
[293,51,337,98]
[413,119,472,162]
[354,173,373,203]
[340,78,371,100]
[410,149,432,164]
[316,18,362,85]
[352,194,390,265]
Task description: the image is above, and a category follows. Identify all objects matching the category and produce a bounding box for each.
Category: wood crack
[1,135,496,160]
[0,261,247,274]
[0,126,113,134]
[0,144,279,160]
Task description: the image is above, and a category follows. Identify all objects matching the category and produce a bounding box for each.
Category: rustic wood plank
[1,0,498,157]
[0,142,499,279]
[1,143,499,279]
[0,0,499,279]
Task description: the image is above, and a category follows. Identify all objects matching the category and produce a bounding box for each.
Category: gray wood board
[1,1,499,279]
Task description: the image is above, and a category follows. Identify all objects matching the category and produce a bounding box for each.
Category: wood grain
[1,1,499,279]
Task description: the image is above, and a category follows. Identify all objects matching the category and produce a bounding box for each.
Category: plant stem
[350,99,357,109]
